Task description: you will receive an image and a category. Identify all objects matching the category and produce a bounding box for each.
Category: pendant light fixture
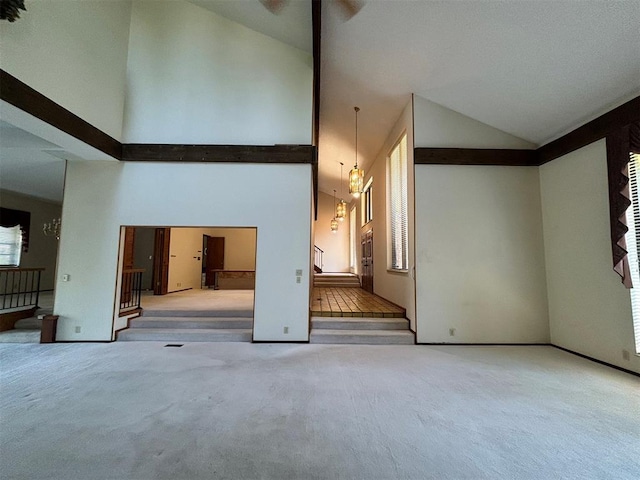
[330,189,339,233]
[349,106,364,198]
[336,162,347,222]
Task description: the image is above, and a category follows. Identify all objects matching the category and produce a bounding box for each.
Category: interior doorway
[361,229,373,293]
[113,226,257,342]
[202,235,225,288]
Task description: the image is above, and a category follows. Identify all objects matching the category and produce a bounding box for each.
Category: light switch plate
[295,269,303,276]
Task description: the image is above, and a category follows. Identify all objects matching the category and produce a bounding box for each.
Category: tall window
[625,153,640,353]
[388,133,408,271]
[0,225,23,267]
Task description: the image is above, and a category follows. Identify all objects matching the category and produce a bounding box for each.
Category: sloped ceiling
[318,0,640,193]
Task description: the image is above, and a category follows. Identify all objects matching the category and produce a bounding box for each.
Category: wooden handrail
[122,268,146,274]
[0,267,45,272]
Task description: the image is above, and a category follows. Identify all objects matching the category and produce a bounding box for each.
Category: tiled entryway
[311,287,405,318]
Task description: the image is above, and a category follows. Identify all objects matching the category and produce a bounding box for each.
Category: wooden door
[121,227,135,303]
[361,230,373,293]
[153,228,170,295]
[205,236,225,287]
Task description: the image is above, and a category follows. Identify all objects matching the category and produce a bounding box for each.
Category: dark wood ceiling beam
[121,144,314,163]
[537,96,640,164]
[0,69,122,160]
[415,148,537,166]
[311,0,322,219]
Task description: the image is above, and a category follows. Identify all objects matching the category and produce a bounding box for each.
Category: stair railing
[314,245,324,273]
[0,267,43,311]
[120,268,145,314]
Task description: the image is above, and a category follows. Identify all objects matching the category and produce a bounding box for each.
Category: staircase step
[117,328,252,342]
[311,317,409,330]
[130,317,252,329]
[309,329,414,345]
[142,309,253,318]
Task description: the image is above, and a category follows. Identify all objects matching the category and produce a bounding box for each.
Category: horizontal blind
[389,134,408,270]
[0,225,22,266]
[627,153,640,353]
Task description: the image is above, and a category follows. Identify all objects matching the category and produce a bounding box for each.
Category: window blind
[0,225,23,267]
[389,134,408,270]
[626,153,640,353]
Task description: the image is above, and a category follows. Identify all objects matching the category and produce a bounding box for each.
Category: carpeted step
[309,329,414,345]
[117,328,252,342]
[311,316,409,330]
[130,317,252,329]
[142,309,253,318]
[313,282,361,288]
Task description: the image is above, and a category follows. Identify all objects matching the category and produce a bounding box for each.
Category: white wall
[314,191,350,272]
[540,140,640,373]
[413,94,548,343]
[123,0,312,145]
[355,98,416,328]
[414,95,535,149]
[166,227,257,291]
[0,190,61,291]
[0,0,132,140]
[167,228,202,292]
[415,166,549,343]
[55,161,312,342]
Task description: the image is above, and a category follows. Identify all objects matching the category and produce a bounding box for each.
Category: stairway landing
[311,287,405,318]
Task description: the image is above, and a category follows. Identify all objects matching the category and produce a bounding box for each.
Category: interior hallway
[1,343,638,479]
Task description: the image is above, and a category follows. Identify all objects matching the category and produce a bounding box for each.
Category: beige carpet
[1,344,638,479]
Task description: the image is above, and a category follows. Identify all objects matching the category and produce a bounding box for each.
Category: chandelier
[330,190,339,233]
[43,218,61,240]
[349,106,364,198]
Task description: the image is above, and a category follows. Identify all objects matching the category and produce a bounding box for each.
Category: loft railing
[0,267,44,311]
[314,245,324,273]
[120,268,144,314]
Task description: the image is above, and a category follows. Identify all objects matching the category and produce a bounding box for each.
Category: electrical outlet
[283,326,289,334]
[75,326,81,333]
[449,328,456,336]
[296,276,301,284]
[62,274,70,282]
[622,349,630,361]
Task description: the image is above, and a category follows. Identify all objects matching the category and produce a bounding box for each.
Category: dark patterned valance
[607,121,640,288]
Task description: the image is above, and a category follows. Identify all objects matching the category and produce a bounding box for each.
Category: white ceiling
[188,0,312,52]
[318,0,640,194]
[0,121,66,203]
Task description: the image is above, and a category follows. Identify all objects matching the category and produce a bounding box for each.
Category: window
[388,133,408,271]
[625,153,640,353]
[362,178,373,225]
[0,225,23,267]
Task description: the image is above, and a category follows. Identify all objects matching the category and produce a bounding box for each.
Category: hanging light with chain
[330,189,339,233]
[336,162,347,222]
[349,106,364,198]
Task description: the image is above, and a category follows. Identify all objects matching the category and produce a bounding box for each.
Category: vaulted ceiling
[318,0,640,194]
[2,1,639,202]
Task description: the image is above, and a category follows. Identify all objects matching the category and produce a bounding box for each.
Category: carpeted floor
[0,343,638,480]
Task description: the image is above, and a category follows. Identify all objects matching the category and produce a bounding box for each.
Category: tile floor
[311,287,406,317]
